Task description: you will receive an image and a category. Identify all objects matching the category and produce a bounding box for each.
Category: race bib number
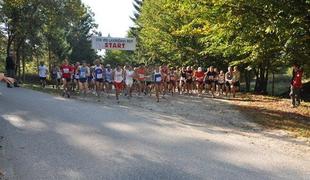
[209,76,214,79]
[80,72,86,78]
[96,73,103,79]
[198,77,203,81]
[63,68,69,73]
[139,74,144,79]
[156,76,162,82]
[75,75,79,79]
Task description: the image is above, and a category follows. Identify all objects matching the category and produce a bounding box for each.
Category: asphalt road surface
[0,84,309,180]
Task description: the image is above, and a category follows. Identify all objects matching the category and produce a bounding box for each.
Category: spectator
[38,61,48,88]
[5,51,19,88]
[290,63,303,108]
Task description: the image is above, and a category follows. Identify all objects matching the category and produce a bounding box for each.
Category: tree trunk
[22,47,26,83]
[6,23,15,57]
[16,49,21,81]
[6,37,13,57]
[254,64,268,94]
[37,56,39,75]
[48,45,52,78]
[263,68,269,93]
[272,71,275,96]
[245,70,251,92]
[15,40,24,82]
[254,68,259,92]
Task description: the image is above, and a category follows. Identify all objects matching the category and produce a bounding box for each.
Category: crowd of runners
[38,59,241,103]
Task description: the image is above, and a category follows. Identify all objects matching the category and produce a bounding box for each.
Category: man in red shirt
[290,63,303,108]
[194,67,205,96]
[60,59,74,98]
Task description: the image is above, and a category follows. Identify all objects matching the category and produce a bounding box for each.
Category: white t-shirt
[126,70,134,81]
[114,69,123,83]
[39,65,48,78]
[125,70,134,85]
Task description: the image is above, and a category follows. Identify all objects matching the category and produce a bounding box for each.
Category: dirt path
[1,85,310,179]
[74,92,310,156]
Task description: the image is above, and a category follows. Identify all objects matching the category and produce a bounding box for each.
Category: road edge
[0,136,15,180]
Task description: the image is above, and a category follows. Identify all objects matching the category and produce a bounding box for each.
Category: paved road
[0,84,309,180]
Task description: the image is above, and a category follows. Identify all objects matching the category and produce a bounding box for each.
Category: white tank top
[114,69,123,83]
[126,70,134,81]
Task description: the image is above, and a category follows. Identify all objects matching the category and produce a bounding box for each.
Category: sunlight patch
[104,122,137,133]
[2,114,26,128]
[53,96,69,101]
[2,114,47,131]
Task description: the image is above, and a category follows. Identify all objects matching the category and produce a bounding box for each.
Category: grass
[231,94,310,138]
[22,83,61,96]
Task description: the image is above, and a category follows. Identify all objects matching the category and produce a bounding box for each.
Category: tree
[0,0,100,79]
[135,0,310,93]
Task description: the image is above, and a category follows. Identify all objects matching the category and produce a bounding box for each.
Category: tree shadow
[0,84,309,179]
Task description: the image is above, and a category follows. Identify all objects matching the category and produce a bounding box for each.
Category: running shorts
[114,82,123,91]
[79,78,87,83]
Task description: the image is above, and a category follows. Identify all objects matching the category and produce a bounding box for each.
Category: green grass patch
[22,83,61,96]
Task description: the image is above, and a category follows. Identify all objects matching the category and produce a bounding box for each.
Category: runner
[73,62,80,92]
[113,65,124,103]
[161,64,169,95]
[51,63,58,89]
[122,65,127,96]
[133,67,139,93]
[38,61,48,88]
[185,66,193,95]
[70,63,76,92]
[214,68,219,94]
[154,66,162,102]
[225,66,234,97]
[191,66,197,93]
[232,66,240,98]
[105,64,113,96]
[194,67,205,96]
[60,59,73,98]
[144,66,153,96]
[78,61,90,98]
[136,64,146,96]
[205,66,216,97]
[217,70,225,95]
[180,67,187,94]
[125,65,135,98]
[175,67,181,94]
[56,66,62,90]
[87,64,95,93]
[168,67,177,96]
[93,59,104,101]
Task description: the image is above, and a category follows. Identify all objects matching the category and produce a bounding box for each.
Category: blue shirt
[94,66,103,80]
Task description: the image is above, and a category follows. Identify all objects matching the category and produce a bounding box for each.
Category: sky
[82,0,135,38]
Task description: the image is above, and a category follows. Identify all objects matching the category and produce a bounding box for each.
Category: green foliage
[133,0,310,92]
[103,50,136,67]
[0,0,99,74]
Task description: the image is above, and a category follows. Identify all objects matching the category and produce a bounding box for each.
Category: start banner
[91,36,136,51]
